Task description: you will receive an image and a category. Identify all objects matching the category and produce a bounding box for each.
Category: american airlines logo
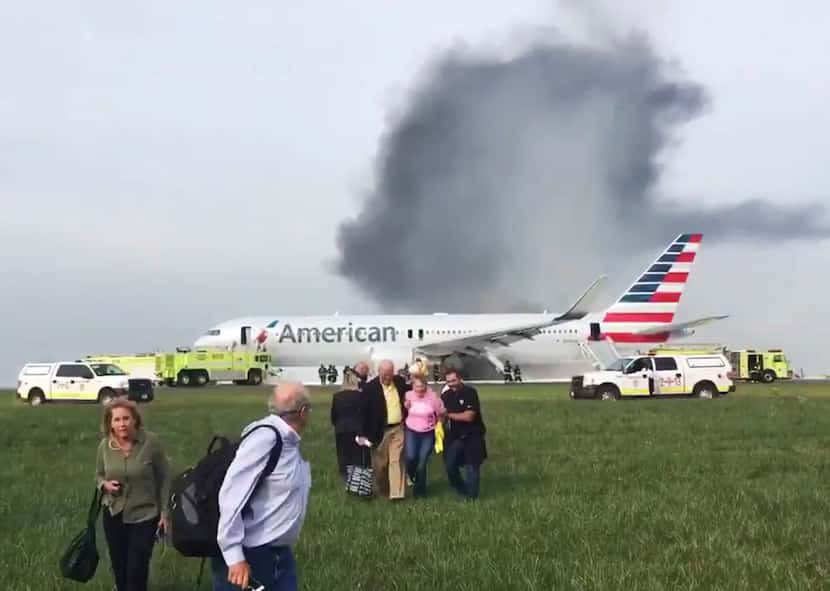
[269,321,397,344]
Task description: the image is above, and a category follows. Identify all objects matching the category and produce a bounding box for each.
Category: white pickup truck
[17,361,131,406]
[570,353,736,400]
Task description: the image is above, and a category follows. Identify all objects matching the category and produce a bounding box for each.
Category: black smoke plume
[335,33,829,312]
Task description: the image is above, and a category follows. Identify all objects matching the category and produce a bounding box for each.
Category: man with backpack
[212,383,312,591]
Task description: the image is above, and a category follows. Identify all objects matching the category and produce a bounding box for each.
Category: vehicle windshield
[605,357,633,371]
[90,363,127,376]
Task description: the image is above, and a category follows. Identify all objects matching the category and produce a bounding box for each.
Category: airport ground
[2,382,830,590]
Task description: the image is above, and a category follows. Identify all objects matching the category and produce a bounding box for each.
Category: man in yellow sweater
[364,359,409,499]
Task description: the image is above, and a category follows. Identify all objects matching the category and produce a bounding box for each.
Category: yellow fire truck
[726,349,793,383]
[86,349,272,388]
[646,344,793,384]
[155,348,272,387]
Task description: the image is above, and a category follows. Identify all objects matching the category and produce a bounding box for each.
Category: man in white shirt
[212,383,312,591]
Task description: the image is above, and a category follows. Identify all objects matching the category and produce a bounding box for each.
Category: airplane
[193,233,727,378]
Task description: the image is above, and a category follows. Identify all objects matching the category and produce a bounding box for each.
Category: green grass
[2,382,830,590]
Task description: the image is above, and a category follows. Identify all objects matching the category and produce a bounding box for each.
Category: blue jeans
[211,545,297,591]
[405,429,435,497]
[444,439,481,499]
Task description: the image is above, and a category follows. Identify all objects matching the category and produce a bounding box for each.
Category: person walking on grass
[403,375,445,498]
[364,359,408,500]
[331,367,373,481]
[441,368,487,499]
[213,383,312,591]
[95,398,171,591]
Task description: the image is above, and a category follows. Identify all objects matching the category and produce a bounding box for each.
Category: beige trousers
[372,424,405,499]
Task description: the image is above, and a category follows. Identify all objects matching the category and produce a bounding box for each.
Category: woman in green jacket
[95,398,170,591]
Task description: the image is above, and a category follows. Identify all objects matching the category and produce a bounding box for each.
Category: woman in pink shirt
[403,375,445,498]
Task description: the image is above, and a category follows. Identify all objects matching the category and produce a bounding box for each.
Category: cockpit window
[205,329,221,336]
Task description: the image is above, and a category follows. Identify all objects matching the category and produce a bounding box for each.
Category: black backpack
[169,423,283,558]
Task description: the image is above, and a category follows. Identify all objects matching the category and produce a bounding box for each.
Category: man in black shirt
[440,368,487,499]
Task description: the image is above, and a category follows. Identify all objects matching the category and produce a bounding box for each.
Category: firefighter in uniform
[503,360,513,383]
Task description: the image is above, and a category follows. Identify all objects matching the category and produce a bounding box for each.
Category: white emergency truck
[569,352,735,400]
[17,361,130,406]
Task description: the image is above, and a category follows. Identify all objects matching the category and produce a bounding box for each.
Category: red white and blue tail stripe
[601,233,702,343]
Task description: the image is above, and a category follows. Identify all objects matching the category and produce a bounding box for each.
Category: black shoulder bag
[59,488,103,583]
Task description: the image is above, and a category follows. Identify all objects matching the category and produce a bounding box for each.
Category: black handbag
[345,445,374,498]
[59,489,103,583]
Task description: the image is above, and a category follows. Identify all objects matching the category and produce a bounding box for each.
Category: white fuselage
[193,312,640,371]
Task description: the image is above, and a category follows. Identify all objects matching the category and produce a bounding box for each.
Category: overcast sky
[1,0,829,385]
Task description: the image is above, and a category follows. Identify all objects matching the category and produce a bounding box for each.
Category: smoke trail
[334,33,829,312]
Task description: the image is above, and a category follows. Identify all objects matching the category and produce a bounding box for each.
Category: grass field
[2,382,830,590]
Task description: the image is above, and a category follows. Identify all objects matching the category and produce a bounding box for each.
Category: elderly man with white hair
[212,383,312,591]
[364,359,409,500]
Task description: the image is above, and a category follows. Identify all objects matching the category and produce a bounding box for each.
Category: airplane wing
[631,315,729,336]
[414,276,605,358]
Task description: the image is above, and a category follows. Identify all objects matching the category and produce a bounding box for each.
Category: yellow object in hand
[434,421,444,454]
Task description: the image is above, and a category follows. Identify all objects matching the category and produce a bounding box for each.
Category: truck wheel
[178,371,192,387]
[99,388,116,405]
[693,381,717,399]
[761,370,776,384]
[247,370,263,386]
[28,388,45,406]
[195,371,209,386]
[597,385,619,401]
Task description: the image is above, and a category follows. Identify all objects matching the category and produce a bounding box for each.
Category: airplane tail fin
[602,233,704,343]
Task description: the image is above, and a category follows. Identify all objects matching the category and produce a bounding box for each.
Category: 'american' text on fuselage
[276,323,397,344]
